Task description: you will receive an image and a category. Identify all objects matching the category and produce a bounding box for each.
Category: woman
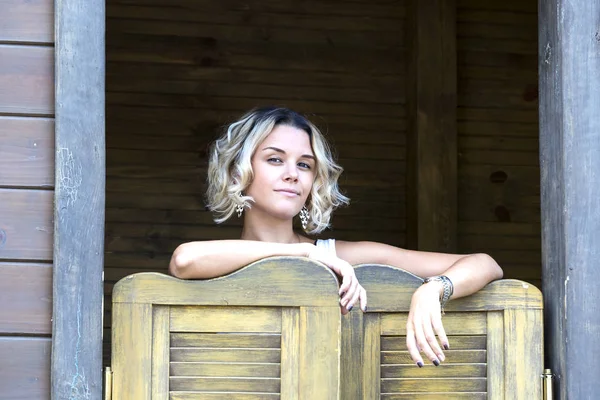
[169,107,503,368]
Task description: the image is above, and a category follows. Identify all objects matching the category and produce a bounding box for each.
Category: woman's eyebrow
[262,146,315,160]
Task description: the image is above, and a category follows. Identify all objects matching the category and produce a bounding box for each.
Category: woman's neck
[240,211,300,244]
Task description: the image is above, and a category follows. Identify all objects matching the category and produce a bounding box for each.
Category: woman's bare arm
[335,240,503,299]
[169,240,314,279]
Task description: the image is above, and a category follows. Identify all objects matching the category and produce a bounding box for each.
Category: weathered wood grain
[0,337,51,400]
[0,45,54,115]
[406,0,457,253]
[0,189,53,260]
[539,1,600,398]
[0,117,54,187]
[0,262,52,334]
[113,257,339,305]
[0,0,54,43]
[52,0,105,399]
[152,306,169,400]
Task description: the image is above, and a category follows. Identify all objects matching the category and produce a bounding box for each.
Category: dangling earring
[236,193,244,217]
[299,205,309,231]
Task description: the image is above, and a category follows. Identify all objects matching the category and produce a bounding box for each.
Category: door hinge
[104,367,113,400]
[542,368,553,400]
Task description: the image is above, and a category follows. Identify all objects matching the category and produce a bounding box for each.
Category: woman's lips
[275,189,300,197]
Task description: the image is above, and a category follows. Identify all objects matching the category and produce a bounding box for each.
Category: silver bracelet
[422,275,454,314]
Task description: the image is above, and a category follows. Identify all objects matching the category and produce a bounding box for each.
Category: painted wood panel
[0,263,52,334]
[0,337,51,400]
[0,117,54,187]
[0,189,53,261]
[0,0,54,44]
[0,45,54,115]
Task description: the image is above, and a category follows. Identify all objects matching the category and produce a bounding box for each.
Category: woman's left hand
[405,282,449,367]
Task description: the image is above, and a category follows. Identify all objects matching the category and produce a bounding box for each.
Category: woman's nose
[284,165,299,181]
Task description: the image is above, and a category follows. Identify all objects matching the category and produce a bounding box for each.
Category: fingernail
[417,361,424,368]
[347,305,353,312]
[443,343,450,350]
[433,359,440,366]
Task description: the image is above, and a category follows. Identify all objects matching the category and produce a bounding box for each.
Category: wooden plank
[52,0,105,399]
[503,308,542,399]
[0,0,54,43]
[152,306,170,400]
[0,45,54,115]
[0,337,51,400]
[107,0,404,22]
[356,265,542,312]
[0,189,53,261]
[381,363,486,378]
[381,350,486,365]
[171,333,280,348]
[170,362,280,378]
[340,310,364,399]
[381,313,487,335]
[111,303,152,399]
[362,314,380,399]
[112,258,340,306]
[107,35,404,75]
[170,393,279,400]
[170,348,281,363]
[280,308,299,399]
[106,62,404,93]
[486,311,503,400]
[381,393,485,400]
[0,263,52,334]
[539,0,600,398]
[170,307,282,333]
[0,117,54,187]
[406,0,457,252]
[381,378,487,393]
[107,0,406,19]
[298,307,340,400]
[381,335,486,351]
[169,377,280,392]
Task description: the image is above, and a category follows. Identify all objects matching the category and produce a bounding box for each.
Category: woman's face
[245,124,316,220]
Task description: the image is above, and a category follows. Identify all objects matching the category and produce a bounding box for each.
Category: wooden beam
[406,0,457,252]
[52,0,105,399]
[539,1,600,398]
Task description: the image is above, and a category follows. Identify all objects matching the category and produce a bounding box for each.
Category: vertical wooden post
[52,0,105,398]
[406,0,457,252]
[539,1,600,398]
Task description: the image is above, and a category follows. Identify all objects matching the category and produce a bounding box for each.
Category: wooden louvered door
[353,264,544,400]
[110,258,342,400]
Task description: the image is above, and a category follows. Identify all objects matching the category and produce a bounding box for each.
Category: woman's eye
[298,162,312,169]
[267,157,283,163]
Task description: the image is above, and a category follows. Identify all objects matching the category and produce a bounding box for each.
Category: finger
[413,316,439,365]
[405,322,424,367]
[346,283,361,311]
[422,316,445,362]
[340,303,349,315]
[338,268,353,297]
[360,286,368,312]
[342,272,359,307]
[432,315,450,351]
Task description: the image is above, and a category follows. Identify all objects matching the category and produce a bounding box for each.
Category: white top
[315,239,337,256]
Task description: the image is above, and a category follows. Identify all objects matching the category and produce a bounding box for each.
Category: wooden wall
[104,0,541,363]
[456,0,540,287]
[0,0,54,398]
[104,0,406,362]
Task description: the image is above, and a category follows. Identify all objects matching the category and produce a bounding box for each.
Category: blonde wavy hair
[206,107,349,234]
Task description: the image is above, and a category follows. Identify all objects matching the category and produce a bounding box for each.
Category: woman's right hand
[305,244,367,314]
